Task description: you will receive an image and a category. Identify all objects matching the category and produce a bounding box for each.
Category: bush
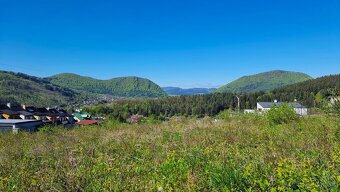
[216,109,232,121]
[266,104,298,125]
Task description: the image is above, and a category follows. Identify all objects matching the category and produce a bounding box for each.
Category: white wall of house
[257,103,308,116]
[294,108,308,116]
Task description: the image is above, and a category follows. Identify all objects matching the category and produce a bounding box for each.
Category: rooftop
[0,119,42,124]
[258,102,306,108]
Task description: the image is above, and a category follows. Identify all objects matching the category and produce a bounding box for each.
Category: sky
[0,0,339,88]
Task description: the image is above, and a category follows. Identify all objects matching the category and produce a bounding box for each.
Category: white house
[257,101,308,116]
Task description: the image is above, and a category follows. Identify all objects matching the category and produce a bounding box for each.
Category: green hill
[215,70,313,93]
[45,73,167,98]
[0,71,81,107]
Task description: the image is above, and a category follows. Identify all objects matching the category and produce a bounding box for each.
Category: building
[73,111,91,122]
[9,105,35,120]
[0,104,21,119]
[257,101,308,116]
[58,109,76,124]
[0,119,43,133]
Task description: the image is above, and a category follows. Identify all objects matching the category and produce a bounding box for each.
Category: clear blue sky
[1,0,339,88]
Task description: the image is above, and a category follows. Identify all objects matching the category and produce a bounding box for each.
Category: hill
[262,74,340,107]
[162,87,216,96]
[0,71,81,107]
[272,74,340,94]
[46,73,167,98]
[215,70,313,93]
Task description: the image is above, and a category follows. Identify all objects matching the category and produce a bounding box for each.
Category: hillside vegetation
[46,73,167,98]
[0,71,81,107]
[259,74,340,107]
[0,114,338,191]
[215,70,312,93]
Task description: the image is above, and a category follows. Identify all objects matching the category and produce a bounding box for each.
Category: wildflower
[158,187,163,192]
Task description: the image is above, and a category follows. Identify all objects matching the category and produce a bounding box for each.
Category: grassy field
[0,114,339,191]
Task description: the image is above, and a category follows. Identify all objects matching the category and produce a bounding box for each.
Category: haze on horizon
[1,0,339,88]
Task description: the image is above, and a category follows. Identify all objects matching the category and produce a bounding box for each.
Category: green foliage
[266,104,298,125]
[0,115,338,191]
[0,71,81,107]
[46,73,167,98]
[215,70,312,93]
[269,74,340,107]
[216,109,232,121]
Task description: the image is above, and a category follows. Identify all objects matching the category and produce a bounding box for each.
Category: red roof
[77,120,99,125]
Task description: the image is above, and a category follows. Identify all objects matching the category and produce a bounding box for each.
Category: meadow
[0,114,339,191]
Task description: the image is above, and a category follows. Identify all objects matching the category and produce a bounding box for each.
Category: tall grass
[0,114,339,191]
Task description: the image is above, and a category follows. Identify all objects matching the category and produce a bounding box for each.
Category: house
[0,104,20,119]
[9,105,34,120]
[24,106,49,122]
[48,108,76,124]
[37,108,58,123]
[0,119,42,133]
[58,109,76,124]
[72,111,91,122]
[257,101,308,116]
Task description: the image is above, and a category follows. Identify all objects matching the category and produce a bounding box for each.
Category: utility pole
[236,95,240,114]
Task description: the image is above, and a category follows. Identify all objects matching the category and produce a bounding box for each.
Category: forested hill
[263,74,340,106]
[0,71,80,107]
[272,74,340,94]
[215,70,313,93]
[46,73,167,98]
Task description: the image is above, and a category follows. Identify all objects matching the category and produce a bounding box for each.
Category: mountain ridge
[215,70,313,93]
[45,73,167,98]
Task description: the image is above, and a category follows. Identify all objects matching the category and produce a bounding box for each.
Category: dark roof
[0,109,20,115]
[0,104,10,110]
[10,105,24,111]
[257,102,306,108]
[25,106,37,113]
[49,108,60,114]
[58,109,72,117]
[18,111,33,116]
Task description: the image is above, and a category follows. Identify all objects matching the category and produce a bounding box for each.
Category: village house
[9,104,35,120]
[58,109,76,124]
[24,106,49,122]
[257,101,308,116]
[0,104,20,119]
[72,111,91,122]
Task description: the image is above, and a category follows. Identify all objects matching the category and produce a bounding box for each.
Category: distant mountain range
[215,70,313,93]
[162,87,216,96]
[2,69,334,107]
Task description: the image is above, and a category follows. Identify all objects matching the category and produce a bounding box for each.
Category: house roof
[58,109,73,117]
[10,105,24,111]
[0,109,20,115]
[73,112,84,120]
[25,106,37,113]
[0,104,10,110]
[18,111,33,116]
[77,120,98,125]
[257,102,306,108]
[0,119,42,124]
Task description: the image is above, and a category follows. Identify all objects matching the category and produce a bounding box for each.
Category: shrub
[266,104,298,125]
[216,109,232,121]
